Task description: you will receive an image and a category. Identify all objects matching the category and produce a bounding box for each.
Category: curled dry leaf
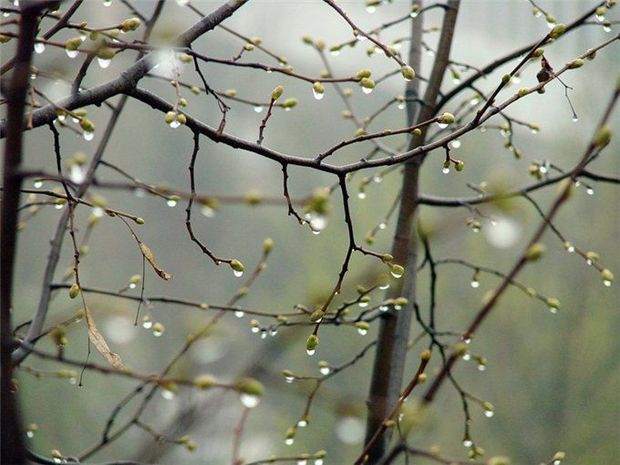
[138,241,173,280]
[84,307,124,369]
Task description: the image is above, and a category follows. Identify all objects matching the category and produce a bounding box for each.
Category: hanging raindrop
[436,122,448,129]
[253,105,264,113]
[306,348,316,356]
[65,49,79,59]
[97,58,112,69]
[83,131,94,141]
[240,393,260,408]
[361,86,373,95]
[166,199,177,207]
[233,269,244,278]
[201,205,215,217]
[234,310,245,318]
[34,43,45,54]
[470,280,480,288]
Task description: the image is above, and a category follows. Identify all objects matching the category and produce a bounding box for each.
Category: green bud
[501,74,511,84]
[179,53,192,63]
[263,238,273,254]
[360,77,376,89]
[302,35,313,45]
[194,374,217,389]
[553,452,565,461]
[285,427,296,439]
[420,350,431,361]
[230,259,245,273]
[225,89,237,97]
[0,35,11,44]
[411,128,422,137]
[190,86,201,95]
[306,334,319,352]
[312,81,325,95]
[454,160,465,172]
[532,47,545,58]
[517,87,529,97]
[438,112,455,125]
[546,297,560,310]
[595,125,612,147]
[401,65,416,81]
[235,377,264,396]
[79,118,95,133]
[310,309,325,322]
[69,283,80,299]
[356,68,372,79]
[586,251,600,262]
[271,85,284,100]
[64,37,82,51]
[355,321,369,331]
[282,98,298,109]
[381,254,394,263]
[178,97,188,107]
[121,17,141,32]
[129,274,141,285]
[567,58,584,69]
[96,47,115,60]
[314,450,327,459]
[282,369,294,378]
[549,24,566,39]
[384,419,397,428]
[390,264,404,278]
[243,43,255,51]
[453,342,468,357]
[601,268,614,284]
[136,216,145,225]
[355,128,366,137]
[526,242,545,261]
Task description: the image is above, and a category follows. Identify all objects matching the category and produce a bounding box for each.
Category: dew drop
[297,460,308,465]
[357,327,368,336]
[603,24,612,33]
[390,269,403,279]
[166,199,177,207]
[484,410,494,418]
[379,283,389,290]
[234,310,245,318]
[297,419,308,428]
[54,203,64,210]
[366,5,377,13]
[34,43,45,54]
[451,139,462,149]
[379,222,387,230]
[285,376,295,384]
[566,245,575,253]
[361,86,373,95]
[397,102,405,110]
[142,316,152,329]
[315,459,324,465]
[26,431,35,439]
[470,280,480,288]
[97,58,111,69]
[129,282,137,289]
[357,191,367,200]
[152,323,165,337]
[603,280,612,287]
[201,205,215,217]
[69,165,85,184]
[253,105,264,113]
[330,50,340,57]
[168,120,181,129]
[306,348,316,356]
[436,122,448,129]
[442,167,450,174]
[269,328,278,337]
[596,13,605,22]
[586,188,594,195]
[312,89,324,100]
[379,305,389,312]
[83,131,94,141]
[161,389,175,400]
[33,180,43,188]
[464,337,472,344]
[530,128,539,134]
[320,366,330,375]
[65,49,79,59]
[549,306,558,314]
[240,393,260,408]
[233,269,244,278]
[251,326,260,334]
[176,0,189,5]
[572,116,579,123]
[373,175,383,184]
[477,364,486,372]
[410,11,419,18]
[285,438,294,446]
[103,0,112,5]
[463,439,473,448]
[463,353,471,361]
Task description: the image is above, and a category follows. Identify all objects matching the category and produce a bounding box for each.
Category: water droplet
[358,301,369,308]
[572,116,579,123]
[320,366,330,375]
[357,327,368,336]
[69,377,77,385]
[362,86,373,95]
[297,419,308,428]
[201,205,215,217]
[603,24,612,33]
[309,214,327,233]
[312,88,324,100]
[97,58,111,69]
[410,11,419,18]
[233,269,244,278]
[285,438,294,446]
[552,461,561,465]
[603,280,612,287]
[379,283,389,290]
[176,0,189,5]
[442,167,450,174]
[478,364,486,372]
[470,280,480,288]
[152,323,165,336]
[397,102,405,110]
[379,305,389,312]
[549,306,558,314]
[586,187,594,195]
[92,207,105,218]
[26,430,35,438]
[484,410,494,418]
[142,316,152,329]
[166,199,177,207]
[240,393,260,408]
[566,246,575,253]
[531,128,539,134]
[463,353,471,361]
[34,43,45,54]
[596,13,605,22]
[464,337,472,344]
[251,326,260,334]
[129,282,137,289]
[65,49,79,59]
[379,222,387,230]
[426,49,436,57]
[161,389,175,400]
[33,180,43,188]
[285,375,295,384]
[234,310,245,318]
[437,122,448,129]
[546,20,555,29]
[69,165,85,184]
[83,131,94,141]
[463,439,473,448]
[315,459,324,465]
[297,460,308,465]
[54,203,64,210]
[357,191,367,200]
[373,175,382,183]
[366,5,377,13]
[390,269,403,279]
[306,348,316,356]
[451,139,462,149]
[269,328,278,337]
[330,50,340,57]
[103,0,112,6]
[253,105,264,113]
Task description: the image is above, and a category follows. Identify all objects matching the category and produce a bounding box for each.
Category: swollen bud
[567,58,584,69]
[595,125,612,147]
[230,259,245,273]
[438,112,455,125]
[526,242,546,261]
[121,17,141,32]
[401,65,416,81]
[360,78,376,89]
[306,334,319,352]
[263,238,274,254]
[235,377,264,396]
[69,283,80,299]
[193,374,217,389]
[549,24,566,39]
[271,85,284,101]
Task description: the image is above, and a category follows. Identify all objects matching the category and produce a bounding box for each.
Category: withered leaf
[84,307,124,369]
[139,241,173,280]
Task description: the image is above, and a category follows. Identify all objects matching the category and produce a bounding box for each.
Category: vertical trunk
[1,4,48,464]
[364,2,460,462]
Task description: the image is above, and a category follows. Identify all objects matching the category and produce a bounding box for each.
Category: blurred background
[4,0,619,464]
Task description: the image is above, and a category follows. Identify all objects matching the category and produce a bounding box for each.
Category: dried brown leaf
[139,241,172,280]
[84,307,124,369]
